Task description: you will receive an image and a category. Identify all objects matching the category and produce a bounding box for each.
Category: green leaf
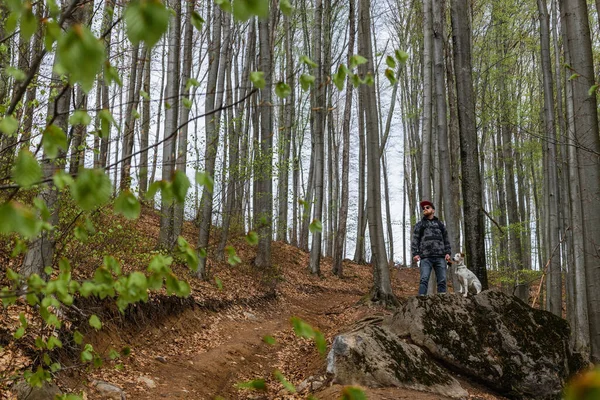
[14,327,26,339]
[386,55,396,69]
[0,116,18,136]
[47,336,63,350]
[73,330,84,345]
[245,231,259,245]
[385,68,397,85]
[349,54,367,69]
[42,125,68,158]
[351,73,361,87]
[185,78,200,91]
[395,49,409,64]
[235,379,267,391]
[140,90,150,100]
[0,201,42,238]
[300,55,318,68]
[232,0,269,21]
[342,386,367,400]
[250,71,266,89]
[280,0,293,15]
[589,84,599,96]
[309,219,322,233]
[314,330,327,355]
[364,72,374,86]
[274,370,296,393]
[81,344,94,362]
[568,73,580,81]
[290,317,315,339]
[182,97,193,109]
[98,109,116,139]
[6,66,26,81]
[191,11,205,31]
[275,82,292,98]
[71,169,112,211]
[44,20,61,51]
[300,74,315,91]
[89,315,102,330]
[215,276,223,290]
[109,349,120,360]
[53,170,74,190]
[125,0,170,48]
[263,335,276,345]
[57,24,105,92]
[115,190,141,219]
[20,5,38,40]
[195,171,214,193]
[104,62,123,87]
[70,110,91,126]
[12,149,42,188]
[333,64,348,91]
[214,0,233,13]
[172,170,190,202]
[176,236,198,272]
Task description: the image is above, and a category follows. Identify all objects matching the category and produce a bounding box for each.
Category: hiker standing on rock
[411,200,452,296]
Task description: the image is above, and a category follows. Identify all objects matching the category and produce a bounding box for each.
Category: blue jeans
[419,257,447,295]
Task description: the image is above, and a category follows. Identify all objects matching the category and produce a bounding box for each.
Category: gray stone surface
[327,317,468,399]
[390,290,585,399]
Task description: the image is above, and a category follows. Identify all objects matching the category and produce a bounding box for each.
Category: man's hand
[413,255,420,262]
[445,254,451,262]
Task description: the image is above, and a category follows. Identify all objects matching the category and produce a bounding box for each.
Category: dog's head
[452,253,465,265]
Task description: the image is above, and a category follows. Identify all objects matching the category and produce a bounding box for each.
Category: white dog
[452,253,482,297]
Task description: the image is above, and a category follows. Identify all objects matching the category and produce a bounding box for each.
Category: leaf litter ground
[1,207,512,399]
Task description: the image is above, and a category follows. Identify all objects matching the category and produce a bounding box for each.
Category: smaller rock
[297,379,309,393]
[155,355,167,363]
[243,311,257,320]
[92,380,125,400]
[311,381,324,391]
[137,376,156,389]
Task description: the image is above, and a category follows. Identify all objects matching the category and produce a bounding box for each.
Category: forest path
[72,243,505,400]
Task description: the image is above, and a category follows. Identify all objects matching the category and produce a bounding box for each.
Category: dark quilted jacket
[411,217,451,259]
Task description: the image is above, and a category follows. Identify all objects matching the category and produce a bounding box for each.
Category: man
[411,200,451,295]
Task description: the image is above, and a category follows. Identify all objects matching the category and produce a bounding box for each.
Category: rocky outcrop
[327,291,586,400]
[390,290,586,399]
[326,316,468,399]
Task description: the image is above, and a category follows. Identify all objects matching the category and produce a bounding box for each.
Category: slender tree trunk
[196,7,223,278]
[332,0,355,276]
[450,0,488,287]
[139,47,152,195]
[561,0,597,359]
[309,0,325,275]
[174,0,195,239]
[254,13,274,270]
[537,0,561,314]
[158,0,181,249]
[359,0,397,306]
[421,0,434,199]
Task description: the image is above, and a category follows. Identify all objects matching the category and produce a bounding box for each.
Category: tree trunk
[359,0,397,306]
[309,0,325,275]
[450,0,488,288]
[196,6,223,278]
[561,0,599,360]
[333,0,355,276]
[254,14,274,270]
[158,0,181,249]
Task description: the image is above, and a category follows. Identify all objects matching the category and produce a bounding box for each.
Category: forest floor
[1,208,519,399]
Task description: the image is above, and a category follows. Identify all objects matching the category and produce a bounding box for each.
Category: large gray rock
[390,290,586,399]
[327,316,468,399]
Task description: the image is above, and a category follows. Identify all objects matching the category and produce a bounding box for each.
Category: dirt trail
[76,265,503,400]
